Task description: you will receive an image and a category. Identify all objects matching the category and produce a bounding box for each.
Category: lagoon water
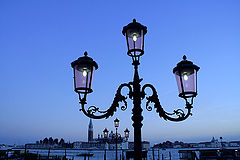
[21,148,180,160]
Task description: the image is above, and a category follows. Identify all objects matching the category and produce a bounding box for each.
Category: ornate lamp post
[71,19,200,160]
[114,118,119,160]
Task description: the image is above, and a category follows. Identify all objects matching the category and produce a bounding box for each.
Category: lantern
[124,128,130,139]
[103,128,109,138]
[173,55,200,98]
[71,52,98,94]
[122,19,147,58]
[114,118,119,128]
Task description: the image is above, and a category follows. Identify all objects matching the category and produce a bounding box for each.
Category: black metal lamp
[103,128,109,138]
[71,51,98,95]
[114,118,119,128]
[173,55,200,99]
[124,128,130,139]
[71,19,200,160]
[122,19,147,61]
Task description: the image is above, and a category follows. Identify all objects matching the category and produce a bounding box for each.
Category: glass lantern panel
[114,121,119,128]
[104,132,108,138]
[175,68,197,97]
[175,73,183,94]
[182,70,196,96]
[125,132,129,138]
[126,29,144,56]
[74,64,95,93]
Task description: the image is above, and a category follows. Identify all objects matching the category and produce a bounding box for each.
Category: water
[13,148,180,160]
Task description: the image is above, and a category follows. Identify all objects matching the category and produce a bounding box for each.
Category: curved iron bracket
[142,84,193,122]
[79,83,133,119]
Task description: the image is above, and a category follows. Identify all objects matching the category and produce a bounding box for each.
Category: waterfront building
[229,141,240,147]
[153,137,228,149]
[198,137,221,148]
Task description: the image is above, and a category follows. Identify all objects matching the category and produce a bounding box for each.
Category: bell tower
[88,119,93,142]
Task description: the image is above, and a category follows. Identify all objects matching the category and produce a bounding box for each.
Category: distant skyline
[0,1,240,145]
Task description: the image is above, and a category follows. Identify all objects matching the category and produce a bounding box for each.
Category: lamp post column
[132,63,143,160]
[116,127,118,160]
[114,118,119,160]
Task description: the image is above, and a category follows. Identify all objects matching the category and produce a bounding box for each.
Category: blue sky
[0,0,240,145]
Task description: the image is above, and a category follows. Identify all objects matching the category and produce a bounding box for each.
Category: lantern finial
[183,55,187,60]
[84,51,88,56]
[133,19,136,23]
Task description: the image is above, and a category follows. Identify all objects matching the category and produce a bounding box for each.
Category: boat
[76,152,94,157]
[179,148,240,160]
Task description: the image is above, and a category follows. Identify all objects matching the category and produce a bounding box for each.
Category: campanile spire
[88,119,93,142]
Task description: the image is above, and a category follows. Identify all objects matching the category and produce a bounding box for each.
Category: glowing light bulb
[133,35,137,42]
[83,70,87,77]
[183,74,188,81]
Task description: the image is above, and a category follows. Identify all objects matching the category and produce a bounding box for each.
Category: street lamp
[114,118,119,160]
[103,128,109,138]
[122,19,147,61]
[114,118,119,128]
[71,19,200,160]
[124,128,130,140]
[71,51,98,98]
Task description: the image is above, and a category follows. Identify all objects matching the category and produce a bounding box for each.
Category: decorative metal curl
[79,83,133,119]
[145,97,153,111]
[87,106,108,114]
[142,84,193,122]
[165,109,185,117]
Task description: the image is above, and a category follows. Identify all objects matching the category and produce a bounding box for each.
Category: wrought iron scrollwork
[142,84,193,122]
[79,83,133,119]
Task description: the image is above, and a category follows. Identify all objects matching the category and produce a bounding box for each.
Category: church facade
[73,119,130,149]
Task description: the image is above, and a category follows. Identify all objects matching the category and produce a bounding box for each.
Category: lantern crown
[114,118,119,123]
[122,19,147,36]
[71,51,98,70]
[124,128,130,133]
[173,55,199,74]
[103,128,109,133]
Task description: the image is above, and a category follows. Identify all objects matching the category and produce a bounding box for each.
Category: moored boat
[76,152,94,157]
[179,148,240,160]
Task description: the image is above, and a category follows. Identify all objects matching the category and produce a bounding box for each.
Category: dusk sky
[0,1,240,145]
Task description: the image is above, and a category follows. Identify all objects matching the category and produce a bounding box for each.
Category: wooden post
[104,149,107,160]
[122,149,124,160]
[162,153,164,160]
[24,144,27,160]
[65,149,67,160]
[169,152,171,160]
[36,151,39,160]
[47,148,50,160]
[6,150,9,160]
[158,149,160,160]
[152,148,155,160]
